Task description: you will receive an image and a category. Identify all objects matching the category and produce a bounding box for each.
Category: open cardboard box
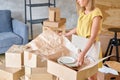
[47,35,109,80]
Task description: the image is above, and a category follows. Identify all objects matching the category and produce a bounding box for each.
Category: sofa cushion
[0,32,22,48]
[0,10,12,32]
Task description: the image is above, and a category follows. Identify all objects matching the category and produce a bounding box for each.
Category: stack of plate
[57,56,78,67]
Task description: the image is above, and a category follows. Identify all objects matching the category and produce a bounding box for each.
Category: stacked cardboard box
[43,7,66,34]
[24,49,55,80]
[23,30,66,80]
[0,45,25,80]
[1,41,56,80]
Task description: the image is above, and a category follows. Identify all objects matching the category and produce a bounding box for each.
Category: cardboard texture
[5,45,24,68]
[47,60,98,80]
[49,9,55,21]
[26,29,63,50]
[24,50,47,68]
[47,35,109,80]
[49,7,60,22]
[25,75,57,80]
[25,67,53,80]
[97,72,120,80]
[43,18,66,28]
[25,66,48,75]
[24,30,70,68]
[0,64,24,80]
[105,61,120,72]
[43,25,66,34]
[24,46,70,68]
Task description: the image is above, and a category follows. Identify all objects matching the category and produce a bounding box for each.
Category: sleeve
[92,8,103,19]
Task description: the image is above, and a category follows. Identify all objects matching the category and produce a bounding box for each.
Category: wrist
[79,51,85,57]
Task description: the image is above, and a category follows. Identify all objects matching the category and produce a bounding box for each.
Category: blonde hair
[76,0,95,15]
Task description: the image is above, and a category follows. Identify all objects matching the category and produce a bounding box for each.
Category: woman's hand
[77,52,85,66]
[65,28,77,37]
[64,32,70,37]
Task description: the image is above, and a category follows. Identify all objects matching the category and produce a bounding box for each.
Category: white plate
[57,58,78,67]
[57,56,76,64]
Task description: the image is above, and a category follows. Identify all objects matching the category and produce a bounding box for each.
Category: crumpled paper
[98,65,119,75]
[26,29,65,56]
[24,29,71,63]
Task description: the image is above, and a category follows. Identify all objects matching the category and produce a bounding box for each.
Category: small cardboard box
[25,67,53,80]
[24,50,47,68]
[0,64,24,80]
[43,25,66,34]
[49,7,60,22]
[43,18,66,28]
[47,35,102,80]
[5,45,24,68]
[49,9,55,21]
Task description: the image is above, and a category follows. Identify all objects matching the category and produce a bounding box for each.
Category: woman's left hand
[77,52,85,66]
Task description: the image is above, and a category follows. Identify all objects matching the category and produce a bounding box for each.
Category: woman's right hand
[65,28,77,37]
[64,32,70,37]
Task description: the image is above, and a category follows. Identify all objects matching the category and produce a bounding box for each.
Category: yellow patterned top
[76,8,103,40]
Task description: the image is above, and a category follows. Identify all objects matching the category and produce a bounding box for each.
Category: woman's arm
[65,27,77,37]
[77,16,102,66]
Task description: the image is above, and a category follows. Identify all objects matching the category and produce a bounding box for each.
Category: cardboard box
[49,7,60,22]
[0,64,24,80]
[25,66,48,75]
[49,9,55,21]
[43,18,66,28]
[47,59,98,80]
[24,48,68,68]
[97,72,120,80]
[105,73,120,80]
[25,75,57,80]
[25,67,53,80]
[24,30,70,68]
[105,61,120,72]
[5,45,24,68]
[43,25,66,34]
[24,50,47,68]
[47,35,103,80]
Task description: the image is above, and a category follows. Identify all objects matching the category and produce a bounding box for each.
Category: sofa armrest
[12,19,28,44]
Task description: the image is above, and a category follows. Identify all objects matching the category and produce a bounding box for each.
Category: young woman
[65,0,103,80]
